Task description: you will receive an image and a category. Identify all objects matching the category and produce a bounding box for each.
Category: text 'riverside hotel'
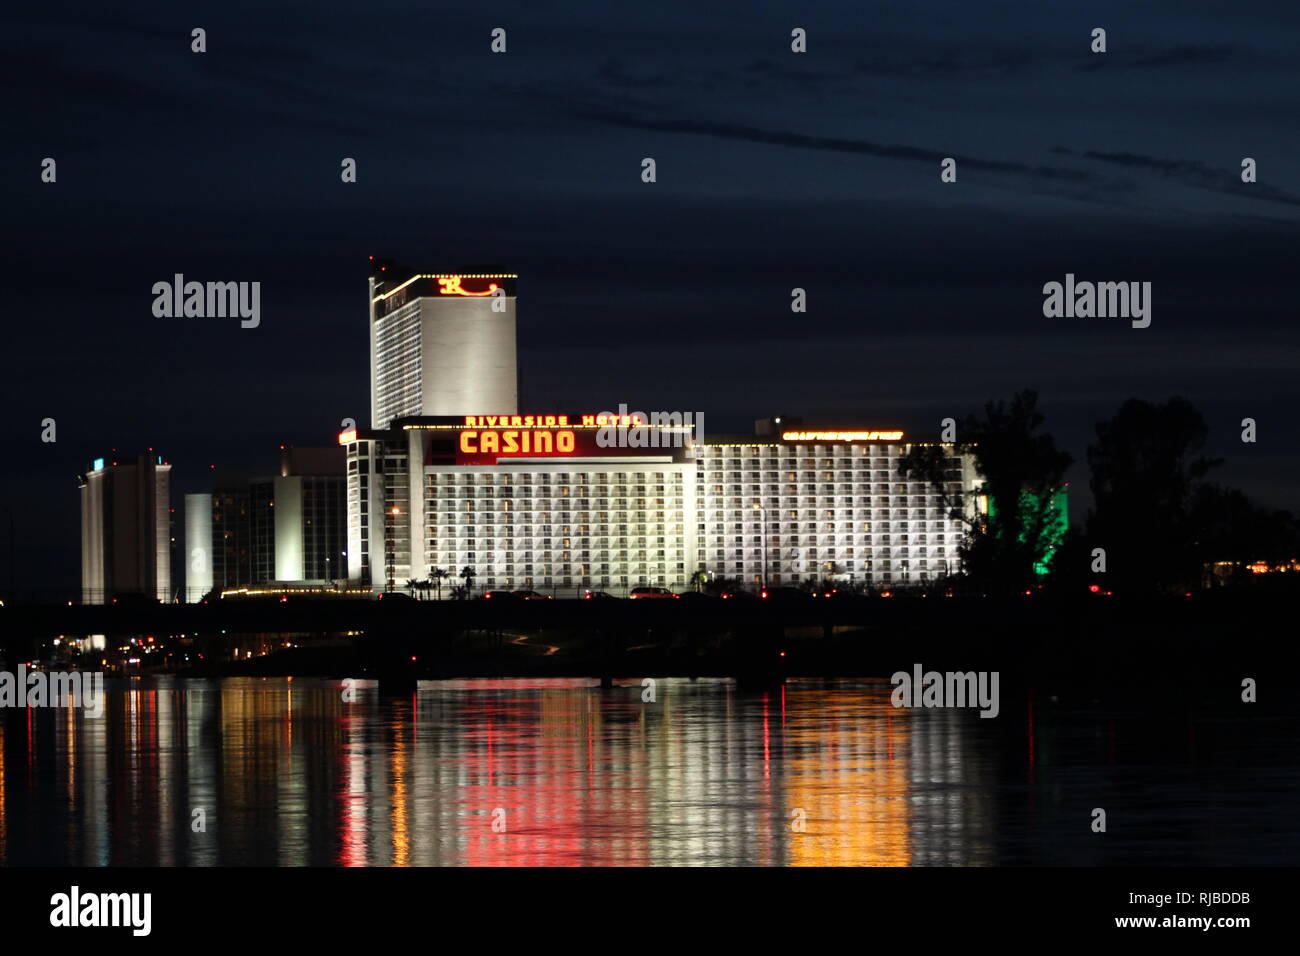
[346,260,982,595]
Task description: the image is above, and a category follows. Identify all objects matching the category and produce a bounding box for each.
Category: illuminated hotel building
[368,260,517,428]
[342,415,979,593]
[78,453,172,603]
[348,266,981,593]
[344,415,699,591]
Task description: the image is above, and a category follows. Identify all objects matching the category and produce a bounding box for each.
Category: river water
[1,677,1295,866]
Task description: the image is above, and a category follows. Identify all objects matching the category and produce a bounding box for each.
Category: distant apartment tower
[368,260,518,428]
[184,447,346,600]
[265,447,348,583]
[184,465,261,601]
[79,453,172,603]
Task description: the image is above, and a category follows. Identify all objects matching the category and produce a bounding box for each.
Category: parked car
[761,587,810,602]
[377,591,417,603]
[480,590,521,601]
[675,590,719,601]
[719,588,758,601]
[583,590,620,601]
[512,589,553,600]
[629,586,677,599]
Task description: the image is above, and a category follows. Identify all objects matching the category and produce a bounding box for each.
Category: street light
[753,502,768,592]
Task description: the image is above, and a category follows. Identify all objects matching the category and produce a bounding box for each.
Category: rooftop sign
[781,431,904,442]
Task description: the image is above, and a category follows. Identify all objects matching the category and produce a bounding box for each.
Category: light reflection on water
[0,677,1295,866]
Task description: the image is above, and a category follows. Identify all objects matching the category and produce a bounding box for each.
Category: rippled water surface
[1,677,1296,866]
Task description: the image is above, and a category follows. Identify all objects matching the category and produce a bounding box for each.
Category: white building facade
[343,417,980,595]
[696,433,979,588]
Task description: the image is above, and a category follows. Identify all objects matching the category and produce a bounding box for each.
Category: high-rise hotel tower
[368,259,518,428]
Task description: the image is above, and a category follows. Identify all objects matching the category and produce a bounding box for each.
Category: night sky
[3,1,1298,595]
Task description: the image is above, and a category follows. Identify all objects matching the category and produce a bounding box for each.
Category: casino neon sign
[438,276,498,296]
[455,414,674,462]
[460,430,575,455]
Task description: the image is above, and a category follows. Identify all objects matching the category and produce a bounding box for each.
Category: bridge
[0,596,916,639]
[0,596,954,691]
[0,594,1269,697]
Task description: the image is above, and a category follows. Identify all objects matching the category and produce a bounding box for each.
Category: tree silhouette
[429,567,449,600]
[458,566,477,598]
[1087,397,1220,593]
[901,389,1070,594]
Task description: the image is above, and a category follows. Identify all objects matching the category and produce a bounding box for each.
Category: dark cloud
[566,107,1098,181]
[1075,43,1241,72]
[1056,149,1300,209]
[1132,44,1238,68]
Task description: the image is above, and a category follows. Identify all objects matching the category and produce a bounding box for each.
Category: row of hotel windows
[427,522,959,537]
[418,474,943,485]
[419,513,952,529]
[425,536,951,551]
[422,536,957,552]
[369,467,956,485]
[426,552,952,566]
[425,535,952,550]
[416,473,946,486]
[422,563,941,578]
[372,535,957,557]
[433,514,953,530]
[418,491,943,504]
[398,460,956,479]
[410,479,943,494]
[429,573,931,589]
[422,557,940,571]
[417,473,943,485]
[428,550,954,565]
[427,501,945,516]
[704,460,961,470]
[420,515,950,531]
[424,520,948,532]
[419,472,686,485]
[700,444,950,457]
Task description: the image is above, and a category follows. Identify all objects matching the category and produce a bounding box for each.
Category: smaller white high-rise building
[79,453,172,603]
